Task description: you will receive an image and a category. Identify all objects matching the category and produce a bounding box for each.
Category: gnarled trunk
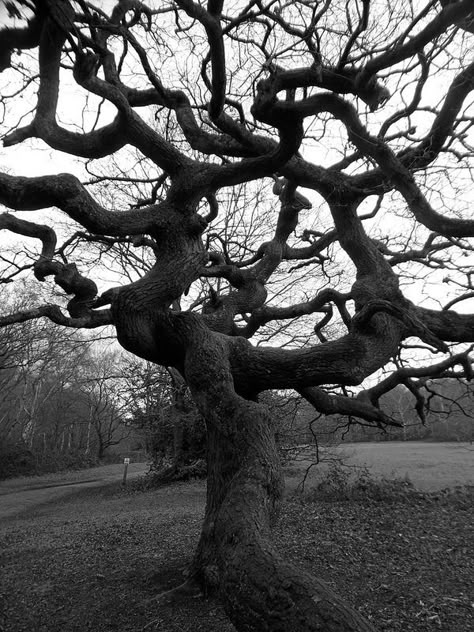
[184,335,376,632]
[109,234,377,630]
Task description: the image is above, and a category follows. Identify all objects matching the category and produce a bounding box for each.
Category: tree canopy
[1,1,474,630]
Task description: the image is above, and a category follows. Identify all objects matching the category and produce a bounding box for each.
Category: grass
[284,441,474,492]
[1,443,473,631]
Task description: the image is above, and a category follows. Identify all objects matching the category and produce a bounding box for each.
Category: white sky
[0,0,473,323]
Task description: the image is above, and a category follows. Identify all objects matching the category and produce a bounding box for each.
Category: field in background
[285,441,474,492]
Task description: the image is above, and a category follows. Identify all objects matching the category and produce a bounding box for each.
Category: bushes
[0,442,35,479]
[303,462,415,503]
[0,441,99,480]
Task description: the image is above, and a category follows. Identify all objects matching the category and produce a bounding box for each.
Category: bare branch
[359,347,474,403]
[0,172,165,236]
[0,304,112,329]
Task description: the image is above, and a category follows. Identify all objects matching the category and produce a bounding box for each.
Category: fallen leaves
[0,480,473,631]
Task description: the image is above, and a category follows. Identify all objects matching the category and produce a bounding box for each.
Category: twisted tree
[1,1,474,630]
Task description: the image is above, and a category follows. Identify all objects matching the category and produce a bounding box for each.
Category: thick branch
[0,304,112,329]
[240,289,348,339]
[0,4,42,71]
[0,213,57,261]
[352,299,449,352]
[278,92,474,238]
[358,0,474,81]
[298,387,403,428]
[228,323,402,393]
[175,0,226,120]
[359,347,474,403]
[0,172,163,236]
[415,305,474,343]
[269,65,389,112]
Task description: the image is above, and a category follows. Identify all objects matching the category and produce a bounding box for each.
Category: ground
[0,443,473,632]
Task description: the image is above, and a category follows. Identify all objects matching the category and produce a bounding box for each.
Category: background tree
[0,283,132,476]
[123,358,207,479]
[78,349,132,459]
[1,1,474,630]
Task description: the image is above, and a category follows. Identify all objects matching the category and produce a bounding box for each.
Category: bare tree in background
[1,1,474,629]
[78,349,132,459]
[0,287,130,472]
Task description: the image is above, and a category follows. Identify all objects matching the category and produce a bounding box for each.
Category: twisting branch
[202,73,306,190]
[174,0,226,120]
[280,90,474,237]
[240,288,352,339]
[0,172,165,236]
[0,304,112,328]
[357,0,474,81]
[1,0,129,159]
[110,0,152,29]
[298,386,403,428]
[352,299,449,352]
[0,214,57,263]
[358,346,474,404]
[314,306,333,343]
[0,212,108,321]
[355,60,474,192]
[253,177,311,282]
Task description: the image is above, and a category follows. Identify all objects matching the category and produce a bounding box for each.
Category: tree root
[148,578,202,605]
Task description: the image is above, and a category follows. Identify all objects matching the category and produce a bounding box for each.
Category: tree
[0,284,89,450]
[0,283,131,475]
[1,1,474,629]
[78,349,132,459]
[124,358,207,478]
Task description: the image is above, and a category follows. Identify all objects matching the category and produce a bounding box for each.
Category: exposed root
[149,578,202,605]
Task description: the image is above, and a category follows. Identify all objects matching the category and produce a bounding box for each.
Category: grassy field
[285,441,474,492]
[1,442,473,632]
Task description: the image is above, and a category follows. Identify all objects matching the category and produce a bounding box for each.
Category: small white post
[122,457,130,486]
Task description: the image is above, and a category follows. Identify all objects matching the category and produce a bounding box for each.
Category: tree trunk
[111,264,376,630]
[184,335,377,632]
[85,409,92,456]
[172,415,184,464]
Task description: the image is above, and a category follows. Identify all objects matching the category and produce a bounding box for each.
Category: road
[0,462,149,520]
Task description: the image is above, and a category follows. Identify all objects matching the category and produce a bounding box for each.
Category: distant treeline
[275,380,474,448]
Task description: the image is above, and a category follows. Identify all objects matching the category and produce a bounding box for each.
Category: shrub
[0,442,35,479]
[0,442,100,480]
[303,462,415,503]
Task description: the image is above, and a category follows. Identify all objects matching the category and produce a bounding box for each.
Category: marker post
[122,457,130,486]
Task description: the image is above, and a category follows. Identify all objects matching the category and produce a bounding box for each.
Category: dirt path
[0,462,149,520]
